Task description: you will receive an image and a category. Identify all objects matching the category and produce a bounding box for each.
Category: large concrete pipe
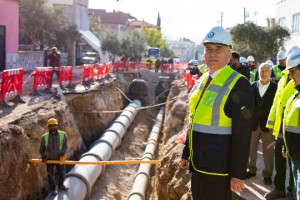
[46,99,141,200]
[128,107,165,200]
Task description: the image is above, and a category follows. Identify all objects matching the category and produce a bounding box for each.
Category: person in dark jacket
[179,26,253,200]
[190,63,201,77]
[246,62,277,186]
[40,118,68,195]
[46,47,61,87]
[155,57,161,73]
[230,51,250,80]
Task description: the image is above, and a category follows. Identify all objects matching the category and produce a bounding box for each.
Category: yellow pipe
[28,159,161,165]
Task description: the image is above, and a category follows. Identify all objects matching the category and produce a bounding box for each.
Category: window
[278,17,286,27]
[292,13,300,33]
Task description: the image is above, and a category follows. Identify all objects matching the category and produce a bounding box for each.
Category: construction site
[0,65,286,200]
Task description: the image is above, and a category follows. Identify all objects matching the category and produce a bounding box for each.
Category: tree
[230,22,290,62]
[157,12,161,29]
[101,32,120,61]
[19,0,79,50]
[119,30,146,59]
[142,26,165,48]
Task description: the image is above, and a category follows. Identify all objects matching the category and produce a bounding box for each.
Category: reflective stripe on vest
[272,80,296,137]
[188,66,242,176]
[284,93,300,133]
[272,65,283,79]
[44,131,65,151]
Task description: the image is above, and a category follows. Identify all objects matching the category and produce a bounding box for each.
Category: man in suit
[246,62,277,185]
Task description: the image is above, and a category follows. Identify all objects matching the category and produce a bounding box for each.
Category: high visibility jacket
[266,70,296,137]
[44,130,65,151]
[272,65,283,79]
[284,92,300,134]
[249,68,257,82]
[189,66,242,176]
[198,64,207,75]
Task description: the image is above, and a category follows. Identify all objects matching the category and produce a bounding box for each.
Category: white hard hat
[239,57,247,63]
[286,46,300,57]
[247,55,255,62]
[286,49,300,70]
[265,59,274,66]
[277,50,286,60]
[202,26,232,47]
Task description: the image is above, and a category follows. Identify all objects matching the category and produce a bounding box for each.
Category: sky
[89,0,279,44]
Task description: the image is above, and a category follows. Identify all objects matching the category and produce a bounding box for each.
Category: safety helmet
[286,49,300,70]
[239,57,247,63]
[247,55,255,62]
[202,26,232,47]
[286,46,300,57]
[265,59,274,66]
[277,50,286,60]
[48,118,58,125]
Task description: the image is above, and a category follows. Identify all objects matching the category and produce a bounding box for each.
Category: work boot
[245,172,256,179]
[264,177,272,186]
[264,189,286,200]
[52,187,58,195]
[58,185,69,191]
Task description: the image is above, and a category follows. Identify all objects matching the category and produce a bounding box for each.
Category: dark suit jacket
[252,81,277,132]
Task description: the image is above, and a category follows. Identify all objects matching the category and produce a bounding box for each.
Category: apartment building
[166,38,195,62]
[276,0,300,49]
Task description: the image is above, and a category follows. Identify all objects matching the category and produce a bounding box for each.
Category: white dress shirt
[258,80,270,97]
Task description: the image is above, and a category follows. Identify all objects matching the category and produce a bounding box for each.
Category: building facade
[276,0,300,49]
[0,0,19,71]
[166,38,195,62]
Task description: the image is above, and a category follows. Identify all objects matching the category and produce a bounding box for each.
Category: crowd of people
[179,25,300,200]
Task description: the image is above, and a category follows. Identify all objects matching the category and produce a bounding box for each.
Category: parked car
[79,52,100,65]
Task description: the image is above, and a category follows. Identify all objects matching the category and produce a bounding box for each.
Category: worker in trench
[40,118,69,195]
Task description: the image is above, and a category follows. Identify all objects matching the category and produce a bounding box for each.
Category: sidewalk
[237,140,293,200]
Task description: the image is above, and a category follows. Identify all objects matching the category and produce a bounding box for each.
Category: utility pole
[69,0,77,66]
[220,12,223,27]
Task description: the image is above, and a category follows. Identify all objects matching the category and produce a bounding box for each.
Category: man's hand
[230,178,245,193]
[179,159,188,169]
[268,128,273,133]
[60,155,66,162]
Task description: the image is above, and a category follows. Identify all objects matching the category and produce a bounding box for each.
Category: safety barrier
[160,64,175,73]
[112,61,125,71]
[96,64,105,80]
[0,68,25,105]
[104,63,110,78]
[82,64,94,85]
[32,67,53,94]
[59,66,72,88]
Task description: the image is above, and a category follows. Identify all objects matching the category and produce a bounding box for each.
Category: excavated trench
[0,70,193,200]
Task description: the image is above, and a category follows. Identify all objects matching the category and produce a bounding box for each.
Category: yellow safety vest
[249,68,257,82]
[189,66,242,176]
[272,65,283,79]
[284,92,300,134]
[198,64,207,75]
[44,130,65,151]
[266,70,296,137]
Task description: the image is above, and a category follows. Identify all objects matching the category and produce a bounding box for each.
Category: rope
[116,87,132,102]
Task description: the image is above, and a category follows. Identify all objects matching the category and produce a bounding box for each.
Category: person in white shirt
[246,62,278,185]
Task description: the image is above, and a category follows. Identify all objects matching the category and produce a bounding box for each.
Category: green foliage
[231,22,290,62]
[101,32,120,58]
[142,26,165,48]
[119,30,146,58]
[19,0,79,50]
[160,45,175,58]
